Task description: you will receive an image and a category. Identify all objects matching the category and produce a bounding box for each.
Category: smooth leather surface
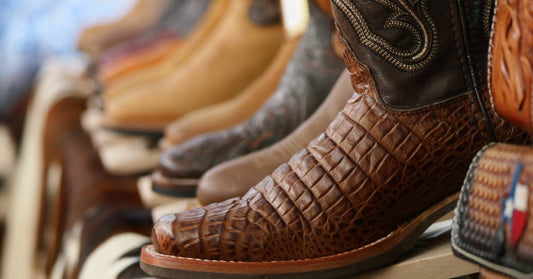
[331,0,493,109]
[98,0,211,84]
[149,0,529,261]
[155,2,344,179]
[78,0,171,60]
[161,39,300,148]
[491,0,533,134]
[103,0,284,129]
[103,0,229,99]
[99,38,183,86]
[452,143,533,275]
[197,70,354,205]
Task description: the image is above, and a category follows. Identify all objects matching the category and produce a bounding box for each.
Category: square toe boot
[150,1,345,196]
[140,0,531,278]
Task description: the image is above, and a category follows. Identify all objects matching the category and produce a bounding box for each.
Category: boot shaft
[331,0,494,109]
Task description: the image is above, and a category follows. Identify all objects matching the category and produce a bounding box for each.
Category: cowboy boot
[150,1,345,196]
[102,0,284,133]
[159,38,300,149]
[197,69,353,205]
[78,0,171,60]
[140,0,530,278]
[98,0,211,85]
[102,0,230,99]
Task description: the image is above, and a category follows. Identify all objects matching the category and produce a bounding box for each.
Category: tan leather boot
[140,0,530,278]
[102,0,230,96]
[78,0,170,60]
[150,2,344,195]
[160,38,300,149]
[97,0,211,86]
[197,69,353,205]
[99,38,182,86]
[102,0,284,133]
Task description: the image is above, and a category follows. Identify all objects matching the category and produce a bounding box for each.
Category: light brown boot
[102,0,230,97]
[197,70,353,205]
[102,0,285,133]
[160,38,300,149]
[78,0,170,60]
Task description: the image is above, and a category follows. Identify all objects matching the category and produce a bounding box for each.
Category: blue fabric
[0,0,135,117]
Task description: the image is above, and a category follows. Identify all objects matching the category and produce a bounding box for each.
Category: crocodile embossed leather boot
[140,0,530,278]
[150,1,345,196]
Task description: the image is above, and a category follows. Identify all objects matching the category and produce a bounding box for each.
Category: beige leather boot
[103,0,284,133]
[103,0,230,98]
[160,38,300,149]
[78,0,170,60]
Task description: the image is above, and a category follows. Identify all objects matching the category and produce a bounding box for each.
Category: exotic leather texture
[331,0,493,109]
[491,0,533,134]
[452,143,533,275]
[157,2,344,179]
[151,38,529,261]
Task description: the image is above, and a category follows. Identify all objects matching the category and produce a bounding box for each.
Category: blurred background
[0,0,135,275]
[0,0,135,120]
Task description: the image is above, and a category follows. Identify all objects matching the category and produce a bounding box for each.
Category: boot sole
[451,242,533,279]
[150,171,198,197]
[139,192,459,279]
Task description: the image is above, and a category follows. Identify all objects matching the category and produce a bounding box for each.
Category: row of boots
[8,0,533,278]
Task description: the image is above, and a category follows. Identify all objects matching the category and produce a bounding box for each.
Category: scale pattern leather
[152,44,529,262]
[491,0,533,134]
[452,143,533,275]
[157,3,344,179]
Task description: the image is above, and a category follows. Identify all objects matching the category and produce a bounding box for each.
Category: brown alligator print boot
[140,0,530,278]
